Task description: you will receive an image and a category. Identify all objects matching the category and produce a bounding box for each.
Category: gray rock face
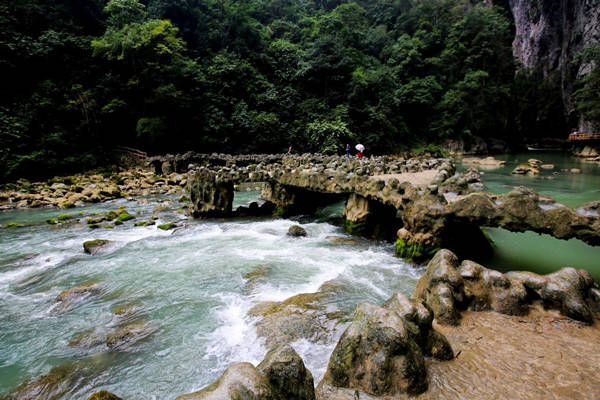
[175,345,315,400]
[509,0,600,123]
[414,249,600,325]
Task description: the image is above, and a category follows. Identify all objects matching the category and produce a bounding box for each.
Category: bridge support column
[343,194,401,240]
[396,221,493,263]
[188,169,234,218]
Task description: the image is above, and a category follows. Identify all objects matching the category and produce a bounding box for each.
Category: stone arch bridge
[150,153,600,261]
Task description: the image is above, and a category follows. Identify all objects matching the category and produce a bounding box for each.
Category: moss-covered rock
[257,345,316,400]
[88,224,100,229]
[46,218,57,225]
[157,222,176,230]
[116,211,134,222]
[4,222,26,228]
[287,225,307,237]
[87,390,123,400]
[57,214,73,222]
[383,292,453,361]
[83,239,110,255]
[104,210,119,221]
[321,302,428,396]
[395,238,440,263]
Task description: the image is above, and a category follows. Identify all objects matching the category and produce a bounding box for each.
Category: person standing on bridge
[345,144,351,158]
[355,144,365,159]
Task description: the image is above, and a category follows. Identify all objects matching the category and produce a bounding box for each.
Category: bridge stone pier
[174,153,600,262]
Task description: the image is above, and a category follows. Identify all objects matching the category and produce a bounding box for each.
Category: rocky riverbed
[167,249,600,400]
[0,168,187,211]
[1,153,599,399]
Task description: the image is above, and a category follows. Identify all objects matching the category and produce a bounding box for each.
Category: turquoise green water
[459,152,600,280]
[0,193,421,399]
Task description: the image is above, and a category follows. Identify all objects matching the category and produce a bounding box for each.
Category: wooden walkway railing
[568,132,600,141]
[115,146,147,158]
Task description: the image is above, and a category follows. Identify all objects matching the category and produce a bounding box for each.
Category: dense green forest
[1,0,598,181]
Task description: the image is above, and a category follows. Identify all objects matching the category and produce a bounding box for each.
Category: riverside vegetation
[2,0,600,182]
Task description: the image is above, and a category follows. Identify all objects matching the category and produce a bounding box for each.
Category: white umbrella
[355,144,365,152]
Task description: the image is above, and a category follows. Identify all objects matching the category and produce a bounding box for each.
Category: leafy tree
[575,46,600,129]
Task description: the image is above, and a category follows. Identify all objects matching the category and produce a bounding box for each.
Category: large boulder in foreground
[318,292,453,398]
[414,249,600,325]
[175,345,315,400]
[383,293,454,361]
[257,345,316,400]
[320,302,428,397]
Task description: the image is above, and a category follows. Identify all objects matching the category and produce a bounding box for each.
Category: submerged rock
[2,355,116,400]
[326,236,359,245]
[512,163,540,175]
[106,322,153,350]
[83,239,111,255]
[176,345,315,400]
[248,281,348,346]
[68,330,106,348]
[56,282,102,303]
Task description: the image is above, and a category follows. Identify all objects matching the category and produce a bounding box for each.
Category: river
[0,192,421,398]
[458,152,600,281]
[0,152,598,398]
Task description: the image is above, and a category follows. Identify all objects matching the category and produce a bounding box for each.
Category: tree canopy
[0,0,586,181]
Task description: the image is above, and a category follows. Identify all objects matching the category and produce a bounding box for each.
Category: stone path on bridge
[370,169,440,187]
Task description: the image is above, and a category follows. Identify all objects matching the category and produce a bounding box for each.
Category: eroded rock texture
[414,249,600,325]
[318,294,453,398]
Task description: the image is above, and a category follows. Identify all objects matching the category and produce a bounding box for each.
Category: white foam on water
[290,329,346,384]
[202,293,266,372]
[0,252,69,287]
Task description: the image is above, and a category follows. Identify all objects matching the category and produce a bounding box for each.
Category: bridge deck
[370,169,440,187]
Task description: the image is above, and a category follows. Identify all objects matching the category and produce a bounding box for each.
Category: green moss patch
[157,223,176,230]
[395,238,439,263]
[57,214,73,222]
[116,211,135,222]
[4,222,26,228]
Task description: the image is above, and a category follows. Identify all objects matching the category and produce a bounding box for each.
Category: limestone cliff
[508,0,600,129]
